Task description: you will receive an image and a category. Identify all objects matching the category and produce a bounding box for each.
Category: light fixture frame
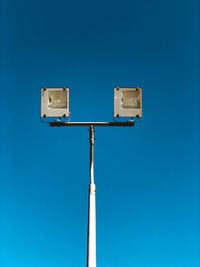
[41,87,70,118]
[114,87,143,118]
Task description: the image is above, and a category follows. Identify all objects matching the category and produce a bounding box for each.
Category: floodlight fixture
[41,85,143,267]
[114,87,142,118]
[41,87,69,118]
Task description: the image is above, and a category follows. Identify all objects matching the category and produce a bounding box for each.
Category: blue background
[1,0,200,266]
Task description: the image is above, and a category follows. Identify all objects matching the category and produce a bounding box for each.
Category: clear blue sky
[1,0,200,266]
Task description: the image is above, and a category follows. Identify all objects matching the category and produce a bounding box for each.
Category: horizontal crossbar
[49,121,134,127]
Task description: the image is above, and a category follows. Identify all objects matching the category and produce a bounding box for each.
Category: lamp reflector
[121,90,140,109]
[48,90,68,109]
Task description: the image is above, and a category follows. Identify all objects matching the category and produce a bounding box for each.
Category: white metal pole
[87,126,96,267]
[47,121,135,267]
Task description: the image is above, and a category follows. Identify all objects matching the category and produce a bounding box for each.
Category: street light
[41,87,70,118]
[114,87,142,118]
[41,87,142,267]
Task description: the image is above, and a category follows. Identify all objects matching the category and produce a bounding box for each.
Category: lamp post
[49,121,134,267]
[41,87,142,267]
[88,125,96,267]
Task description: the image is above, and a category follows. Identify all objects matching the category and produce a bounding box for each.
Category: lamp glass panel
[48,90,67,109]
[121,90,140,109]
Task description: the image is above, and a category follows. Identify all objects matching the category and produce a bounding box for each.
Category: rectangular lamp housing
[41,88,69,117]
[114,87,142,117]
